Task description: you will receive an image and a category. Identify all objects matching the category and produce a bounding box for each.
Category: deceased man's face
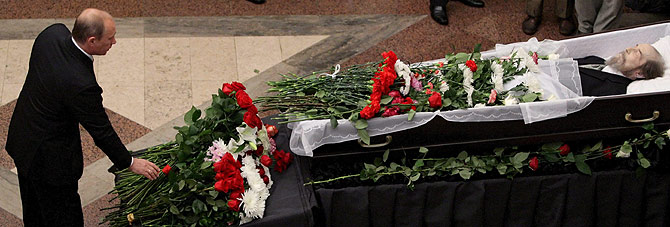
[606,44,657,80]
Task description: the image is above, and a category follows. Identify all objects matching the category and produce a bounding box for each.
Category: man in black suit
[578,43,665,96]
[5,8,160,226]
[430,0,485,25]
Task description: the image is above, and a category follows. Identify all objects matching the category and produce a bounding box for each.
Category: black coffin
[312,91,670,159]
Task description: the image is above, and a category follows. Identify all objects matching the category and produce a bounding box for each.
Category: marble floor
[0,0,665,226]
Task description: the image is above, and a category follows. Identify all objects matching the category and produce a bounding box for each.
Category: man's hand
[128,158,160,180]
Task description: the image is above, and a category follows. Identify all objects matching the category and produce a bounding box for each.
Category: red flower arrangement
[465,59,477,72]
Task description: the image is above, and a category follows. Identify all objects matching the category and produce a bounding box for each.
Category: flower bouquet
[257,44,546,143]
[103,82,292,226]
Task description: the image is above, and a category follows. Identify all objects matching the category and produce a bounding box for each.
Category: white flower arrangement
[490,61,504,92]
[395,60,413,96]
[503,94,518,106]
[459,64,475,107]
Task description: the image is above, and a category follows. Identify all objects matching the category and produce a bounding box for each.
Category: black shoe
[459,0,484,8]
[430,5,449,25]
[559,18,576,36]
[522,16,541,35]
[246,0,266,4]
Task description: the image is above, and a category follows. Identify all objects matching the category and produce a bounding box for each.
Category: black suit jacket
[5,24,131,183]
[577,56,632,96]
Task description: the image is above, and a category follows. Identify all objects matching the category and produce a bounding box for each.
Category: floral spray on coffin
[103,82,292,226]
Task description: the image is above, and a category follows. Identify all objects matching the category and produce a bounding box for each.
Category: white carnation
[503,95,518,106]
[459,64,474,107]
[395,60,413,96]
[523,72,543,95]
[490,61,504,92]
[439,80,449,93]
[547,53,560,60]
[474,103,486,108]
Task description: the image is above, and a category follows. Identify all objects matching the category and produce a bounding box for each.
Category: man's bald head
[72,8,113,44]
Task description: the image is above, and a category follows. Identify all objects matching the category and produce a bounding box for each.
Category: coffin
[290,22,670,161]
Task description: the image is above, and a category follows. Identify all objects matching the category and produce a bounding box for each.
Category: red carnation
[381,51,398,71]
[603,146,613,159]
[261,155,272,167]
[360,101,380,119]
[162,164,171,175]
[228,199,241,212]
[532,52,539,64]
[388,90,401,98]
[370,91,382,102]
[243,111,263,129]
[273,150,293,173]
[465,60,477,72]
[488,89,497,104]
[529,156,539,171]
[559,144,571,156]
[428,92,442,109]
[401,97,416,111]
[235,90,253,109]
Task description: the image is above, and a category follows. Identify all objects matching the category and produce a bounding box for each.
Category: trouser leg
[593,0,624,32]
[526,0,544,17]
[574,0,601,33]
[18,169,84,227]
[554,0,574,19]
[430,0,448,7]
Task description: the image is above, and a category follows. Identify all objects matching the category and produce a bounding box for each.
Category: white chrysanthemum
[547,53,560,60]
[241,190,265,219]
[395,60,413,96]
[439,80,449,93]
[459,64,475,107]
[503,95,518,106]
[473,103,486,108]
[237,123,258,143]
[513,48,539,73]
[241,156,265,192]
[490,61,504,92]
[667,129,670,139]
[239,213,254,225]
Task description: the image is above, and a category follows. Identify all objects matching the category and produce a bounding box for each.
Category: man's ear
[86,36,96,45]
[634,70,646,79]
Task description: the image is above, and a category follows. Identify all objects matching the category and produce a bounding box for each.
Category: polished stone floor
[0,0,664,226]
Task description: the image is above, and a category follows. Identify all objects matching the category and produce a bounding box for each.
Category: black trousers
[17,168,84,227]
[430,0,448,7]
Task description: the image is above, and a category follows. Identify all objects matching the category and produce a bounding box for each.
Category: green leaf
[354,119,368,130]
[192,199,207,214]
[494,147,505,156]
[457,151,468,160]
[358,129,370,145]
[170,205,180,215]
[383,149,390,162]
[409,173,421,182]
[513,152,529,163]
[575,161,592,175]
[380,95,393,105]
[590,141,603,152]
[315,90,325,98]
[522,93,538,102]
[642,123,654,131]
[330,116,339,129]
[543,153,560,162]
[639,158,651,168]
[413,160,424,170]
[178,180,185,191]
[442,98,452,107]
[575,154,587,163]
[419,147,429,154]
[496,164,507,175]
[390,162,400,171]
[209,190,219,198]
[459,169,472,180]
[408,109,416,121]
[200,161,212,170]
[364,163,376,171]
[621,141,633,154]
[184,107,197,125]
[565,152,575,162]
[655,137,666,150]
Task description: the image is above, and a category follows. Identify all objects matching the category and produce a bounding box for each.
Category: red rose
[246,105,258,114]
[439,61,444,68]
[559,144,570,156]
[428,92,442,109]
[603,146,613,159]
[529,156,539,171]
[230,81,246,91]
[213,160,224,173]
[230,190,243,200]
[228,199,241,212]
[243,111,263,129]
[262,175,269,184]
[261,155,272,167]
[162,164,171,175]
[222,83,235,96]
[487,89,497,104]
[214,180,226,192]
[401,97,416,111]
[215,172,226,181]
[254,145,264,156]
[266,124,278,137]
[465,60,477,72]
[235,90,253,109]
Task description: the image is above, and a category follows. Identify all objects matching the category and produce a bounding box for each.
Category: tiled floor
[0,0,666,226]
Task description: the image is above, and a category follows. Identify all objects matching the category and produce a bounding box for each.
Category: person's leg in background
[593,0,624,32]
[555,0,576,35]
[575,0,601,34]
[523,0,544,35]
